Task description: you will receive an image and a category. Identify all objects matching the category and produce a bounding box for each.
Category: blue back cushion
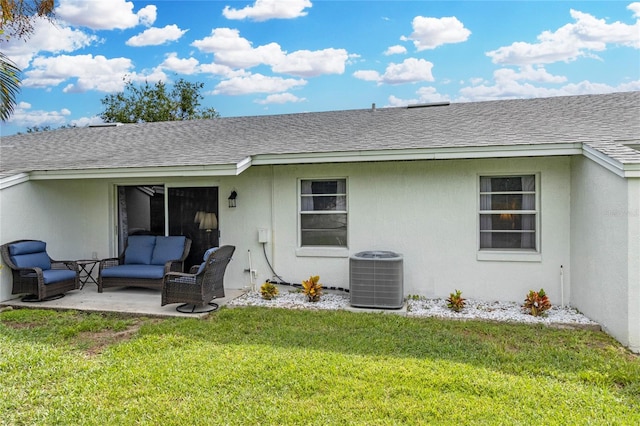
[9,241,47,255]
[151,236,186,265]
[124,235,156,265]
[196,247,218,274]
[9,241,51,270]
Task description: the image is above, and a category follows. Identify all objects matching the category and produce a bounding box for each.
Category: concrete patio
[0,283,246,318]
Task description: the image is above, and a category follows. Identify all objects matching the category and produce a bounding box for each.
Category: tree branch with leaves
[0,0,55,121]
[100,79,220,123]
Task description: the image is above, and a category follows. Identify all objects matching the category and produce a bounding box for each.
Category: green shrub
[446,289,466,312]
[523,288,551,316]
[260,282,279,300]
[302,275,322,302]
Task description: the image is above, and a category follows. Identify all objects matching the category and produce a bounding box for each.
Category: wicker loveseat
[98,235,191,292]
[0,239,79,301]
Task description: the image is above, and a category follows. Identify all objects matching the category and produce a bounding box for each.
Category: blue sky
[1,0,639,135]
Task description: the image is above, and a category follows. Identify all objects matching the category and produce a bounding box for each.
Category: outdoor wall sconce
[228,190,237,208]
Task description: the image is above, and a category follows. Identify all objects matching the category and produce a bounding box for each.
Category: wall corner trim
[0,173,30,190]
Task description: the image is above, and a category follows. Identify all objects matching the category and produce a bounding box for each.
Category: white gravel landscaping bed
[227,286,600,329]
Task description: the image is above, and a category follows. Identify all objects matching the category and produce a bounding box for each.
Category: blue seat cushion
[42,269,76,284]
[151,236,186,265]
[101,264,165,280]
[10,251,51,270]
[124,236,156,265]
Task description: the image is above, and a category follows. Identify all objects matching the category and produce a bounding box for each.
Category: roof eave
[582,145,640,178]
[5,143,638,189]
[251,143,584,165]
[27,158,252,181]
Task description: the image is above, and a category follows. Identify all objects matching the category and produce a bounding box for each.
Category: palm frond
[0,52,21,121]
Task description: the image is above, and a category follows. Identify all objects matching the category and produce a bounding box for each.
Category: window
[300,179,347,247]
[479,175,537,250]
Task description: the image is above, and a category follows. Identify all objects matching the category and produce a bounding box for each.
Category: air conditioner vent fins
[349,251,403,309]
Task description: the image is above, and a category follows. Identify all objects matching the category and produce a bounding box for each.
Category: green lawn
[1,307,639,425]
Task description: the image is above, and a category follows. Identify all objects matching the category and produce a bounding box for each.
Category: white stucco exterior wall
[0,179,112,301]
[570,156,637,352]
[1,156,573,309]
[254,156,571,303]
[626,177,639,352]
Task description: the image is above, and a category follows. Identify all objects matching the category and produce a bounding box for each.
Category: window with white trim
[300,179,347,247]
[479,175,537,250]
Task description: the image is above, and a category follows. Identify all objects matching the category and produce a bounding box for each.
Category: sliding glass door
[168,186,219,268]
[117,185,219,270]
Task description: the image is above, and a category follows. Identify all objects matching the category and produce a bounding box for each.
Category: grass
[1,306,639,425]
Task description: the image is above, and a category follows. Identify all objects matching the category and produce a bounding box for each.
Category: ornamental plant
[523,288,551,316]
[446,289,466,312]
[302,275,322,302]
[260,282,279,300]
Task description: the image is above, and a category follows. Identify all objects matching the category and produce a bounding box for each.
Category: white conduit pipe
[247,250,256,291]
[560,265,564,308]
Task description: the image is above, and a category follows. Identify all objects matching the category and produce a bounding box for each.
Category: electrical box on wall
[258,228,270,243]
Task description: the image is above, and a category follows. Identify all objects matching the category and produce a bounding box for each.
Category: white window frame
[477,173,541,262]
[296,178,348,257]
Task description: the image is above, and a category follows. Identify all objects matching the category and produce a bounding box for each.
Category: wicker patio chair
[1,240,79,301]
[161,245,235,313]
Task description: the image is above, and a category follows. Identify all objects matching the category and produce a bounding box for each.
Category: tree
[100,79,220,123]
[0,0,55,121]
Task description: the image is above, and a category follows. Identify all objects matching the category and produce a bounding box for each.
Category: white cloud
[223,0,312,21]
[630,2,640,18]
[192,28,284,69]
[353,70,380,82]
[22,54,135,92]
[199,62,249,79]
[213,73,306,95]
[193,27,349,77]
[487,7,640,65]
[126,25,188,47]
[387,95,410,107]
[159,53,199,75]
[137,5,158,27]
[219,42,284,69]
[272,48,348,77]
[70,115,104,128]
[459,75,640,102]
[386,87,450,107]
[3,17,97,68]
[384,45,407,55]
[354,58,434,85]
[56,0,156,30]
[401,16,471,51]
[494,65,567,84]
[192,28,253,53]
[255,93,307,104]
[6,102,71,128]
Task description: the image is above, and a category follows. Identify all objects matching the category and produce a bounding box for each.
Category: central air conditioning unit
[350,251,403,309]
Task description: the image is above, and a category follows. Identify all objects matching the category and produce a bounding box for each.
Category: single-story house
[1,92,639,351]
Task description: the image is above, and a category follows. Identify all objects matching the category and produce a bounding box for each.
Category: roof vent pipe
[371,103,376,112]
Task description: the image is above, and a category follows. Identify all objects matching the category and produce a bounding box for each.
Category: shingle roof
[1,91,638,178]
